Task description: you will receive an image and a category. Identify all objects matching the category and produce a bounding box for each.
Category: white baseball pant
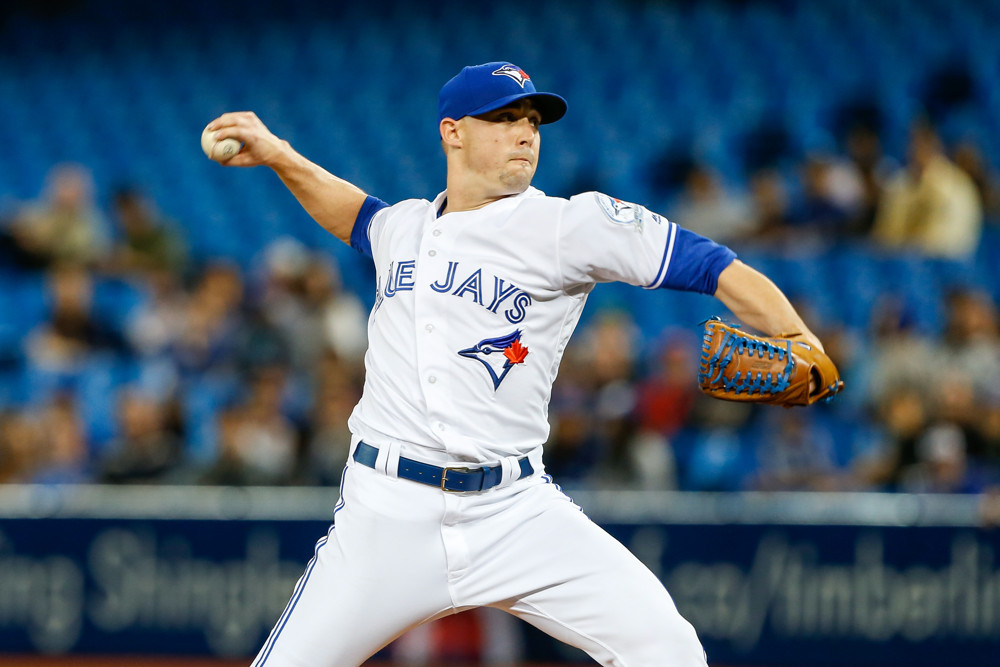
[251,453,707,666]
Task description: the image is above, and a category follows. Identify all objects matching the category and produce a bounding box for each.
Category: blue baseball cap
[438,62,567,125]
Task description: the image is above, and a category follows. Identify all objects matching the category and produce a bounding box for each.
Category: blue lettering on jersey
[487,277,521,313]
[452,269,483,304]
[431,261,458,292]
[384,260,416,298]
[384,259,535,324]
[504,291,533,324]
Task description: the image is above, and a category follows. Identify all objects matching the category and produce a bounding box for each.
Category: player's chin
[501,164,536,190]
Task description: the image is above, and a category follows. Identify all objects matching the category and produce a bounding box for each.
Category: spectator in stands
[30,392,91,484]
[788,153,863,239]
[872,121,982,258]
[671,163,756,244]
[25,263,126,373]
[4,163,110,269]
[0,409,43,483]
[255,238,368,376]
[105,186,188,279]
[952,140,1000,223]
[936,288,1000,397]
[751,410,840,491]
[97,388,183,484]
[199,406,257,486]
[854,388,928,491]
[125,269,187,360]
[634,331,698,440]
[224,366,299,485]
[899,422,983,494]
[169,261,244,377]
[304,362,361,485]
[859,295,937,412]
[747,168,792,242]
[844,124,895,236]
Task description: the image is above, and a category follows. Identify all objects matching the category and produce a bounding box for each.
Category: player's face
[460,100,542,194]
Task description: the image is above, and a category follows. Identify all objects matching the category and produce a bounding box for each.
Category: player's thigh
[252,466,454,666]
[503,491,706,666]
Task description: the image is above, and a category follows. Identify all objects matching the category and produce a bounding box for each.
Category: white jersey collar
[432,186,545,215]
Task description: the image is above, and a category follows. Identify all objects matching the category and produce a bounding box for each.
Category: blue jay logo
[492,65,531,88]
[459,330,530,391]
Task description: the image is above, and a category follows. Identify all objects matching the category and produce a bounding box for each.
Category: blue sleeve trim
[350,196,390,258]
[655,226,737,294]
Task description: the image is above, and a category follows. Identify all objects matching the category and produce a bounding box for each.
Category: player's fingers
[217,151,256,167]
[205,111,260,132]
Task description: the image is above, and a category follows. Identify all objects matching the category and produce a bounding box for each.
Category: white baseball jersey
[254,185,724,667]
[347,186,735,465]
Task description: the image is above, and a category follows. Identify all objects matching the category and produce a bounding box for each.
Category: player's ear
[440,118,462,150]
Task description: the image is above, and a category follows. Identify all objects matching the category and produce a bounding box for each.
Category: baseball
[201,126,242,161]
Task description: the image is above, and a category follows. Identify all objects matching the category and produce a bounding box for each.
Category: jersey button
[428,376,437,384]
[432,229,442,237]
[425,324,434,332]
[428,250,437,257]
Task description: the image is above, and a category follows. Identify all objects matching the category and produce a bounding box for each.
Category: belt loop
[384,442,401,478]
[497,455,520,489]
[375,442,400,478]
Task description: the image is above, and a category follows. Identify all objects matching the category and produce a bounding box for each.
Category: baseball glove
[698,318,844,406]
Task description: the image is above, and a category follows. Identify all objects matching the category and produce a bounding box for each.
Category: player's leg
[461,481,707,667]
[251,465,455,667]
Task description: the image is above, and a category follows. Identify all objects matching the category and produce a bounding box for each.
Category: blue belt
[353,441,534,493]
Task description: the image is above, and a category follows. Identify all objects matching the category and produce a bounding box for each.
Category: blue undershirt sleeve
[660,226,737,295]
[350,195,390,258]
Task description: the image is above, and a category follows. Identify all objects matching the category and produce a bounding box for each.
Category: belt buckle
[440,466,478,492]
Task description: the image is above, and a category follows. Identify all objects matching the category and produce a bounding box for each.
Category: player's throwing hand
[204,111,291,168]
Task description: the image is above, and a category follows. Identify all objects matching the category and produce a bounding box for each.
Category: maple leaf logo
[504,340,529,364]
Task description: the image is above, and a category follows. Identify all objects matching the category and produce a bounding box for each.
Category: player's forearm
[269,147,368,245]
[713,260,824,351]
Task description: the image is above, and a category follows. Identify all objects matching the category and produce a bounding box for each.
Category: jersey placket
[411,209,456,445]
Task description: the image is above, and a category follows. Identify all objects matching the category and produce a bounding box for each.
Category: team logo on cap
[458,330,529,390]
[492,65,531,88]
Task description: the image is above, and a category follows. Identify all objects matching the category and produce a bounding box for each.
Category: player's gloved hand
[697,317,844,406]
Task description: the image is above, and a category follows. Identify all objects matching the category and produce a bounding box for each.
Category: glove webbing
[700,330,795,396]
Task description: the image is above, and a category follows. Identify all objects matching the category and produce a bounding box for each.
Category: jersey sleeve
[350,195,390,258]
[557,192,736,294]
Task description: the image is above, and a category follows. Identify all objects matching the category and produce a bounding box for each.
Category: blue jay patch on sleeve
[595,193,645,232]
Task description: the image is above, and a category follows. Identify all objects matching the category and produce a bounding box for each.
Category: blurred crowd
[0,114,998,497]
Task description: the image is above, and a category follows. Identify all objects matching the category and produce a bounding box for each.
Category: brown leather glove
[698,318,844,406]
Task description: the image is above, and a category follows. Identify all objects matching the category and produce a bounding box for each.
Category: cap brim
[468,92,567,124]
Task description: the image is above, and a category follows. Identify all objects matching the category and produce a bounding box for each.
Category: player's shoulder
[381,197,434,217]
[562,191,665,228]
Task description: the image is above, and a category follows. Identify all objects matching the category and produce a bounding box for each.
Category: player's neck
[441,175,522,215]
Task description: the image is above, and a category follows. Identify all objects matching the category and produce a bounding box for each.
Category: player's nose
[515,118,537,145]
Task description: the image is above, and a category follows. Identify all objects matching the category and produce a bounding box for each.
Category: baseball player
[206,62,824,666]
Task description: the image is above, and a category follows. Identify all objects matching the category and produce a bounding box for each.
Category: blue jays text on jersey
[377,258,533,325]
[347,187,736,464]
